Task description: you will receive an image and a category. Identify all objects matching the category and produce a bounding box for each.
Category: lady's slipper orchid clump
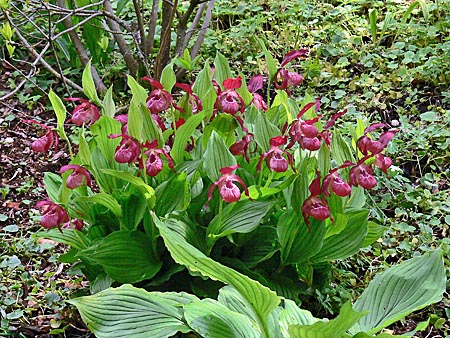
[206,165,250,205]
[109,134,141,164]
[142,76,173,115]
[65,98,100,126]
[36,200,69,229]
[143,140,174,177]
[59,164,92,189]
[257,136,294,173]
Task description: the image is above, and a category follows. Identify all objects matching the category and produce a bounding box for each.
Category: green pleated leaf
[77,231,161,284]
[82,60,102,106]
[90,116,122,160]
[214,52,232,88]
[253,112,281,152]
[362,221,386,247]
[185,298,261,338]
[154,172,190,216]
[69,284,191,338]
[75,193,122,219]
[352,249,446,335]
[330,131,355,166]
[278,299,317,337]
[171,111,205,163]
[311,209,368,263]
[102,169,156,209]
[288,302,366,338]
[207,200,272,248]
[36,228,90,250]
[43,172,63,204]
[217,286,260,325]
[236,73,254,106]
[152,213,280,338]
[78,127,91,167]
[240,225,278,268]
[102,85,115,117]
[202,130,237,182]
[160,62,176,92]
[119,191,147,231]
[257,38,278,83]
[48,89,66,131]
[277,210,326,265]
[192,62,217,119]
[127,75,164,145]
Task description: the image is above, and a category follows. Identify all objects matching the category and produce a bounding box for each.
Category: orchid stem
[264,170,274,188]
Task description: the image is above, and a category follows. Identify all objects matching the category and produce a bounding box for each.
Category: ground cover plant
[1,0,449,337]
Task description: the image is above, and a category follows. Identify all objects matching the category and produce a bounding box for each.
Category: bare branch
[55,0,106,93]
[103,0,139,76]
[145,0,161,58]
[191,0,215,60]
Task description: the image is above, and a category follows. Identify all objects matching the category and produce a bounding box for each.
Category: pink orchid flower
[65,98,100,126]
[257,136,295,173]
[36,199,69,229]
[142,76,173,114]
[59,164,92,189]
[206,165,250,205]
[143,140,174,177]
[23,119,59,153]
[109,134,141,164]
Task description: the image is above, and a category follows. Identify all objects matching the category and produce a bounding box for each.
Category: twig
[155,0,178,79]
[103,0,139,76]
[145,0,161,57]
[191,0,215,60]
[55,0,106,94]
[3,11,83,92]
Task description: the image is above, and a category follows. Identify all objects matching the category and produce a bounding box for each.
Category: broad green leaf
[330,130,355,165]
[236,73,254,106]
[120,191,147,231]
[82,60,102,106]
[154,172,190,216]
[127,96,144,140]
[90,148,130,193]
[369,9,378,44]
[352,333,395,338]
[102,85,115,117]
[90,116,122,160]
[279,299,317,337]
[185,298,261,338]
[171,111,205,163]
[214,52,232,88]
[102,169,156,209]
[44,172,63,204]
[239,226,278,268]
[48,89,66,130]
[257,38,278,83]
[192,62,217,119]
[203,113,238,148]
[153,213,280,338]
[127,75,148,103]
[75,193,122,219]
[218,286,260,325]
[202,130,236,182]
[352,249,446,335]
[311,209,368,263]
[289,302,366,338]
[277,210,326,265]
[69,285,191,338]
[317,143,331,176]
[78,127,91,166]
[160,62,176,92]
[77,231,162,284]
[207,200,272,248]
[254,112,281,152]
[36,228,90,250]
[361,221,386,247]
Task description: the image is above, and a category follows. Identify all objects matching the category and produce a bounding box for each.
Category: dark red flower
[247,75,268,111]
[23,119,59,153]
[142,77,173,114]
[302,195,330,222]
[36,200,69,229]
[257,136,294,173]
[65,98,100,126]
[375,153,393,174]
[173,82,203,114]
[206,165,250,205]
[216,76,245,115]
[230,133,253,163]
[109,134,141,164]
[59,164,92,189]
[62,219,84,231]
[322,163,353,197]
[143,140,174,177]
[349,163,377,189]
